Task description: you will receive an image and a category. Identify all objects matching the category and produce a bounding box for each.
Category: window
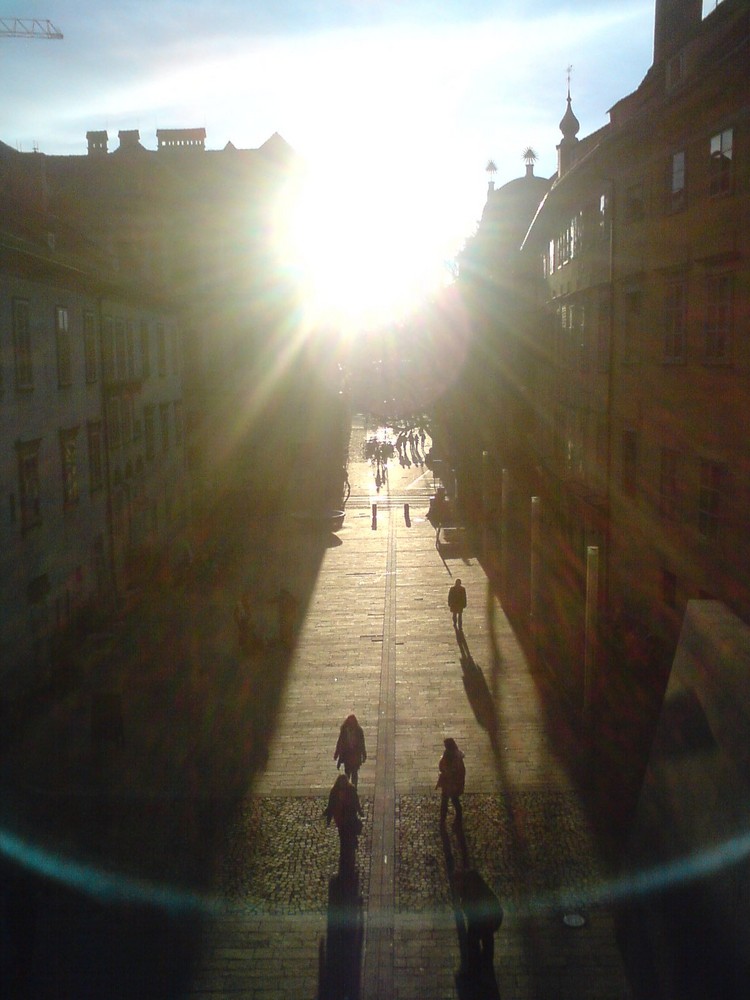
[160,403,170,452]
[144,405,155,459]
[666,52,685,91]
[56,306,72,386]
[87,421,104,493]
[102,316,115,381]
[140,320,150,378]
[83,311,98,382]
[574,303,588,370]
[16,439,42,533]
[174,400,183,446]
[622,428,638,497]
[664,277,687,362]
[596,292,611,372]
[157,323,167,375]
[115,318,127,380]
[170,326,179,374]
[13,298,33,389]
[121,393,133,445]
[126,320,136,379]
[598,193,610,241]
[704,272,732,362]
[709,128,733,197]
[107,395,121,449]
[133,402,142,440]
[670,151,685,211]
[659,447,679,519]
[622,286,642,365]
[625,182,645,222]
[698,459,727,540]
[60,427,79,506]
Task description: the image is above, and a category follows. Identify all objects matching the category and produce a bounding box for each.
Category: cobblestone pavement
[2,415,632,998]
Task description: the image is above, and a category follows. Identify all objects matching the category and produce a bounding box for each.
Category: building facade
[0,144,186,693]
[450,0,749,785]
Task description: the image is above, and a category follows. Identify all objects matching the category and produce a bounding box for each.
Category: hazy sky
[3,1,657,322]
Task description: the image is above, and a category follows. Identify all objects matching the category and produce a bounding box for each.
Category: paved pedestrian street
[184,418,631,999]
[2,417,631,998]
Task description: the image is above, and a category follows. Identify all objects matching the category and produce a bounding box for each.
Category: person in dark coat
[448,578,467,631]
[334,714,367,787]
[324,774,364,877]
[437,737,466,829]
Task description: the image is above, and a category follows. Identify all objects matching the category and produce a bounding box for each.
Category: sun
[277,156,455,336]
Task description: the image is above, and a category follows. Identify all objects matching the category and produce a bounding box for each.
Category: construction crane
[0,18,62,39]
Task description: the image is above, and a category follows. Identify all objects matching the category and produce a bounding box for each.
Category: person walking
[448,578,467,631]
[437,737,466,829]
[334,714,367,787]
[324,774,364,877]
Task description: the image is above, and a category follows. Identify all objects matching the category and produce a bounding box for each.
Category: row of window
[632,126,735,221]
[547,124,739,275]
[550,267,735,370]
[622,431,731,542]
[106,396,183,456]
[12,398,182,535]
[546,195,610,274]
[6,299,178,392]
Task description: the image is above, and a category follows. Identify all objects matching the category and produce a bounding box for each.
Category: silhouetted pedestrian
[454,869,503,972]
[437,737,465,829]
[334,714,367,787]
[448,578,467,631]
[324,774,364,877]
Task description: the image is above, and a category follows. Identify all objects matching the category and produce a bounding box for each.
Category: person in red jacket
[437,737,466,829]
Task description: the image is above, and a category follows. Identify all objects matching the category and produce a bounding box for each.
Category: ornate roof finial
[486,158,497,192]
[559,64,580,140]
[522,146,538,177]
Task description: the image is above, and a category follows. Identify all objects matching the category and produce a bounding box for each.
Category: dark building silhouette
[0,138,184,687]
[449,0,749,813]
[0,125,347,691]
[444,3,749,990]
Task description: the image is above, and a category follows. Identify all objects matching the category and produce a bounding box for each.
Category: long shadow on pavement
[317,872,364,1000]
[0,500,336,997]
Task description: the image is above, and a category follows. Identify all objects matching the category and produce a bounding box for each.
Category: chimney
[117,129,141,151]
[653,0,702,65]
[86,130,108,156]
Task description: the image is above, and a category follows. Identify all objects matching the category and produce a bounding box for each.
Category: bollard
[371,502,377,531]
[404,502,410,526]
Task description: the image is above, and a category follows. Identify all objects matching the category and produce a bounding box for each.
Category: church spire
[557,65,580,177]
[559,65,580,140]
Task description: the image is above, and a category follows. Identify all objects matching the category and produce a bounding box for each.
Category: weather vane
[566,64,573,98]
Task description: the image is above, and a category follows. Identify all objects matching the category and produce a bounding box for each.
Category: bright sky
[3,0,655,330]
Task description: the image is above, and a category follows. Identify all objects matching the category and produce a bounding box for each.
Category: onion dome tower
[557,66,580,177]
